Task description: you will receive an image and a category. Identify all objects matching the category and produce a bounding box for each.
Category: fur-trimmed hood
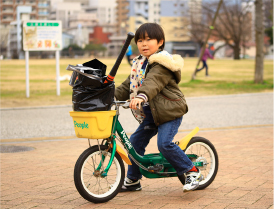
[148,50,184,72]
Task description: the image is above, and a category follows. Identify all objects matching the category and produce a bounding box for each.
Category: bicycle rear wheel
[178,137,218,190]
[74,145,125,203]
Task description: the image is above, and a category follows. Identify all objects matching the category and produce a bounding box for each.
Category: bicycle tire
[178,136,219,190]
[74,145,125,203]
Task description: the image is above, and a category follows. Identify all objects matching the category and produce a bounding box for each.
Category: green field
[0,57,273,108]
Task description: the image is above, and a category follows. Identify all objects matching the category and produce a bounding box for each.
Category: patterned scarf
[129,55,148,123]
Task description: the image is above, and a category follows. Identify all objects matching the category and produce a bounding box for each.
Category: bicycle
[70,101,219,203]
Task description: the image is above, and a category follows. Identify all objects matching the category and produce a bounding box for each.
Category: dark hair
[134,23,165,50]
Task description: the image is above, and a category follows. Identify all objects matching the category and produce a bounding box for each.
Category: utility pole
[191,0,223,80]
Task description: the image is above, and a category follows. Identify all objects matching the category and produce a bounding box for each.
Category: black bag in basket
[67,59,114,111]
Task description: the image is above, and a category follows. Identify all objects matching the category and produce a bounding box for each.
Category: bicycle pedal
[148,164,164,173]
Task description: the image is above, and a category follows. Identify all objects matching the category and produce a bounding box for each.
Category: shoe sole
[183,184,199,192]
[120,187,142,192]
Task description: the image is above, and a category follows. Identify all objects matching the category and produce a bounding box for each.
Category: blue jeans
[196,60,208,75]
[127,116,194,180]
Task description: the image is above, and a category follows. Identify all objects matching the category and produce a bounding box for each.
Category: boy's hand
[130,98,144,110]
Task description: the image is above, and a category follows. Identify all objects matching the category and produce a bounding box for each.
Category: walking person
[195,43,214,76]
[115,23,201,192]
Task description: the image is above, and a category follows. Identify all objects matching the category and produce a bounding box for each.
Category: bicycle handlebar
[112,100,144,110]
[112,101,130,109]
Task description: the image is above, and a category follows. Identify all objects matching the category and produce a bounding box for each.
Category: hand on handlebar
[129,98,144,110]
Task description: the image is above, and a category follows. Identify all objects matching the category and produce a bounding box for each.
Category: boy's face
[137,32,164,58]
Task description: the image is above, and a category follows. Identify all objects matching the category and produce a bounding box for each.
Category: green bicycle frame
[100,111,202,178]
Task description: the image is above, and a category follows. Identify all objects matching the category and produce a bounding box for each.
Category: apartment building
[127,0,201,56]
[0,0,50,58]
[127,0,201,41]
[115,0,129,36]
[0,0,49,26]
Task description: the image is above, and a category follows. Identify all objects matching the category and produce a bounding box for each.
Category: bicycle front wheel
[74,145,125,203]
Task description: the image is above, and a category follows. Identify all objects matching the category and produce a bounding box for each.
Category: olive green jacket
[115,51,188,126]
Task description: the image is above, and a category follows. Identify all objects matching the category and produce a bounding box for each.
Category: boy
[115,23,201,192]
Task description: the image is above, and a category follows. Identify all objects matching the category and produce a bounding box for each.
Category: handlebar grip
[104,32,135,84]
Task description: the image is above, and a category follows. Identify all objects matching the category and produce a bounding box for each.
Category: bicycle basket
[69,110,116,139]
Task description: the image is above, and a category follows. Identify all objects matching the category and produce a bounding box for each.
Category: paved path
[1,92,273,140]
[0,92,273,208]
[0,126,273,208]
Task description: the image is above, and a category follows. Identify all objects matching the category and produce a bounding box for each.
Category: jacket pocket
[160,87,182,101]
[160,93,181,101]
[151,93,188,125]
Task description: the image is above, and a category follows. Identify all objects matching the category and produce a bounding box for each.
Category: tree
[84,43,106,56]
[254,0,264,84]
[264,0,273,45]
[192,0,254,59]
[191,0,223,80]
[63,44,83,51]
[62,44,83,58]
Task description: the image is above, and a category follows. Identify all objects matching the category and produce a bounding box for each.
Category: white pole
[25,50,29,98]
[56,50,60,96]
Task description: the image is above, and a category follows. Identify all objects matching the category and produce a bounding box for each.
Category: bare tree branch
[212,43,227,56]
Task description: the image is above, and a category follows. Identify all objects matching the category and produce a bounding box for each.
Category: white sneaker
[183,168,201,191]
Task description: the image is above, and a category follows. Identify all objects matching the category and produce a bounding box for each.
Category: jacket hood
[148,50,184,72]
[148,50,184,83]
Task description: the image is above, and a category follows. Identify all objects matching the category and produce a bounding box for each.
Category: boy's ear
[158,39,164,47]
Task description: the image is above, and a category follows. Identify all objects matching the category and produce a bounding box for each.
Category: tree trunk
[254,0,264,84]
[233,44,241,60]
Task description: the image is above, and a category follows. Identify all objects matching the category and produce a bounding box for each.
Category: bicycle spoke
[83,166,94,173]
[91,156,96,170]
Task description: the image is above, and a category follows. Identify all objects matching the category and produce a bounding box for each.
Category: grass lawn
[0,57,273,108]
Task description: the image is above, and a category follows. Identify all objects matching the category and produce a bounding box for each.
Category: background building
[127,0,202,56]
[128,0,148,32]
[115,0,129,36]
[89,0,117,26]
[49,1,82,28]
[0,0,50,58]
[0,0,50,26]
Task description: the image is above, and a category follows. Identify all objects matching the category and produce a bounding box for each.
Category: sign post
[56,50,60,96]
[22,20,62,97]
[25,51,29,98]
